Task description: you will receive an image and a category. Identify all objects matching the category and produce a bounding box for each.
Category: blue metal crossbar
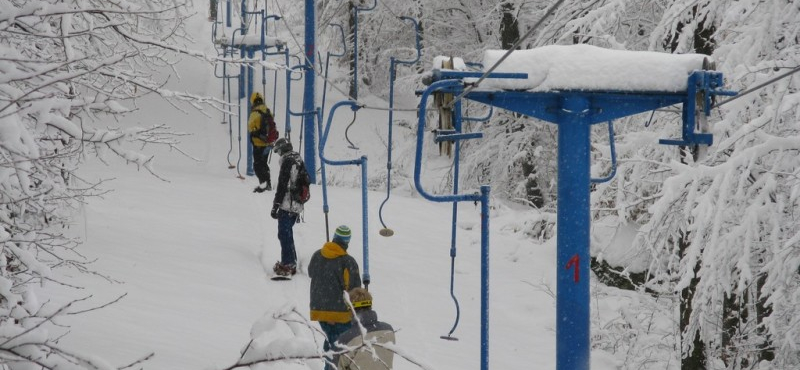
[433,132,483,143]
[432,69,528,81]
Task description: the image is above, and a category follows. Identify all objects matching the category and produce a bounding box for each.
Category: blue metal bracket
[590,121,617,184]
[659,70,736,146]
[433,130,483,143]
[319,100,371,287]
[463,105,493,122]
[243,9,266,49]
[416,79,490,370]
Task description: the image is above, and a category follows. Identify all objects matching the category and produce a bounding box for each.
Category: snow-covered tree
[0,0,216,367]
[570,1,800,369]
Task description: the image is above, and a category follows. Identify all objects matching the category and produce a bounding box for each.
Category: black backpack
[290,157,311,205]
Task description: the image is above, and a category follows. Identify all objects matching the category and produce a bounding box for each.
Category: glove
[270,204,279,219]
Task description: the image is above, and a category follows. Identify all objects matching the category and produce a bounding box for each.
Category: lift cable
[714,65,800,108]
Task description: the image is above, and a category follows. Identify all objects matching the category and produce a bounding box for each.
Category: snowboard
[268,259,303,281]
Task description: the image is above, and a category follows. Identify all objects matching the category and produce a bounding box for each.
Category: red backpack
[254,108,278,144]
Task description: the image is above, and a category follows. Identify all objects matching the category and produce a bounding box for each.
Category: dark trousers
[253,145,271,186]
[319,321,352,370]
[277,210,297,266]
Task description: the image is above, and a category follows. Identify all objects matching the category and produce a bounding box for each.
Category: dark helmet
[273,138,292,155]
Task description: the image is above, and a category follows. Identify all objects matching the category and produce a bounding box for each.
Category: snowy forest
[1,0,799,370]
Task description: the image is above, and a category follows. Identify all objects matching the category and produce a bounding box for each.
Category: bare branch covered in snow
[0,0,219,368]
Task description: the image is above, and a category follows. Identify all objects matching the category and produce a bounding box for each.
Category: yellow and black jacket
[308,242,362,323]
[247,104,270,147]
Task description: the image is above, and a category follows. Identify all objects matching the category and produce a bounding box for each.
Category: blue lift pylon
[415,66,735,370]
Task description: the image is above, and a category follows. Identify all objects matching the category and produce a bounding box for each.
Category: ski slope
[39,4,633,370]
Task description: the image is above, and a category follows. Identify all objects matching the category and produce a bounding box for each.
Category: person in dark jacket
[308,225,362,370]
[336,288,395,370]
[270,138,303,276]
[248,92,277,193]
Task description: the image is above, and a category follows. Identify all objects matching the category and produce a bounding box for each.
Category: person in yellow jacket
[248,92,278,192]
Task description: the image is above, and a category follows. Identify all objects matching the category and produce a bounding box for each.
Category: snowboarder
[270,138,303,276]
[308,225,362,369]
[248,92,277,193]
[336,287,396,370]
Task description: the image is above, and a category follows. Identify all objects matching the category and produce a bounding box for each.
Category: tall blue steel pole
[302,0,317,182]
[246,48,255,176]
[225,0,231,27]
[556,95,591,370]
[480,185,490,370]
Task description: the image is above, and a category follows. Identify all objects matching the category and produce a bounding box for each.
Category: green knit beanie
[332,225,352,247]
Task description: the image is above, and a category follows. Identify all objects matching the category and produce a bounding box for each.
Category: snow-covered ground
[38,3,649,370]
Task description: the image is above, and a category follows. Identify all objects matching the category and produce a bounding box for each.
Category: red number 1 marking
[565,254,580,283]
